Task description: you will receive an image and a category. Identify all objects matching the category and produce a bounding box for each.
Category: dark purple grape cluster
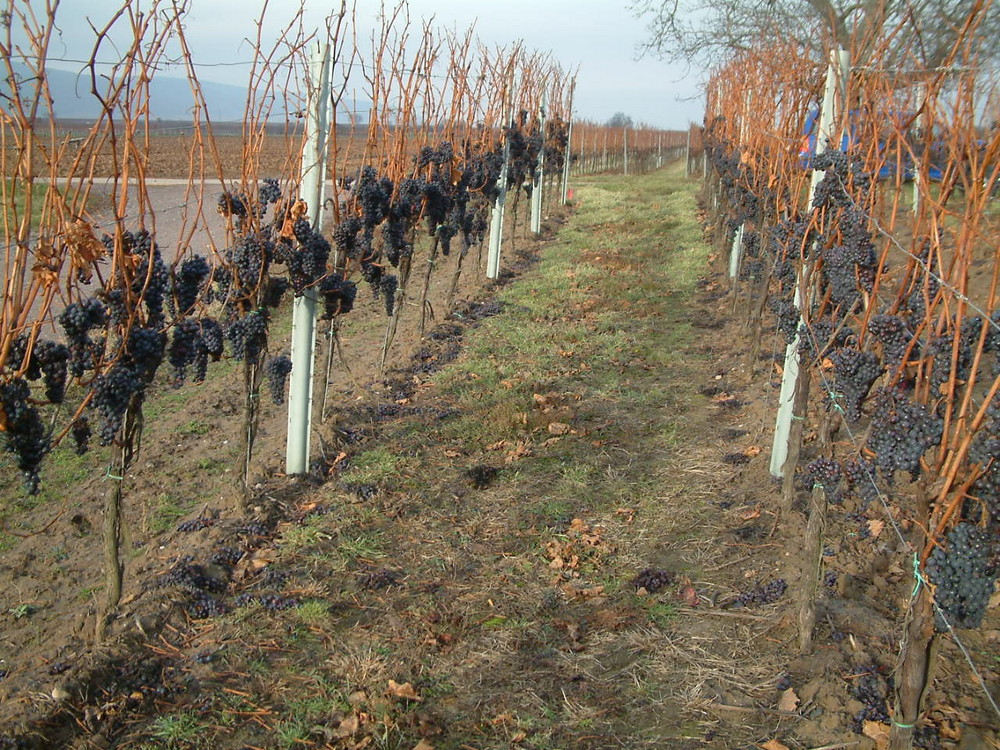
[770,299,800,344]
[99,287,128,327]
[357,568,401,590]
[846,665,890,733]
[356,166,392,228]
[177,518,215,532]
[631,567,675,593]
[867,313,914,373]
[811,151,871,210]
[0,378,48,493]
[332,216,364,259]
[822,244,863,308]
[236,520,269,537]
[59,297,107,376]
[926,522,997,630]
[264,355,293,406]
[153,558,227,594]
[381,275,399,316]
[127,231,169,328]
[71,417,91,456]
[125,326,166,380]
[171,255,210,316]
[234,593,298,611]
[734,578,787,606]
[828,347,882,422]
[91,364,142,445]
[168,319,203,385]
[186,593,227,619]
[199,317,224,360]
[804,457,842,494]
[217,191,249,220]
[866,388,943,480]
[226,234,272,298]
[258,177,281,206]
[284,224,331,294]
[382,218,412,267]
[466,464,498,489]
[843,455,880,507]
[261,276,289,309]
[226,309,268,364]
[799,318,854,362]
[927,316,982,392]
[319,274,357,319]
[32,340,70,404]
[211,547,243,566]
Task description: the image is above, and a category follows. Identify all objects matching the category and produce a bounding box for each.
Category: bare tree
[630,0,1000,68]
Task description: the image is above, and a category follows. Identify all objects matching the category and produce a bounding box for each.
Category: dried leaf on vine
[280,198,308,241]
[63,218,105,281]
[32,237,61,286]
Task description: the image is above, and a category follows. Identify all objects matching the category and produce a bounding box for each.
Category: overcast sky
[42,0,704,129]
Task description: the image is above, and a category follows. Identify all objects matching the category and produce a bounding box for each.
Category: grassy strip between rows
[123,162,723,750]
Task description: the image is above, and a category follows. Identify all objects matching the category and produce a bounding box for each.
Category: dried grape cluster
[234,593,299,611]
[177,517,215,532]
[926,522,997,630]
[631,567,675,593]
[734,578,787,606]
[847,665,890,733]
[217,191,249,221]
[153,558,227,594]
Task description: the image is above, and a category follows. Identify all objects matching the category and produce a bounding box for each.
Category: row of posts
[286,46,574,475]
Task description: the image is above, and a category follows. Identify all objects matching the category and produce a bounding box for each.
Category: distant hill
[5,65,367,124]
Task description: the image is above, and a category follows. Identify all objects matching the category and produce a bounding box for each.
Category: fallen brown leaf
[387,680,422,702]
[759,740,789,750]
[777,687,799,712]
[679,585,699,606]
[863,720,890,749]
[412,741,435,750]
